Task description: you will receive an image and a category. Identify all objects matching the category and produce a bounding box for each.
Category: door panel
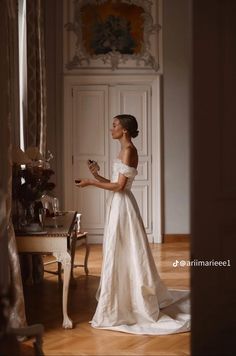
[73,89,107,156]
[71,83,152,237]
[72,85,108,235]
[120,89,148,156]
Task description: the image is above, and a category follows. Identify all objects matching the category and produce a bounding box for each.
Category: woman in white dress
[76,114,190,335]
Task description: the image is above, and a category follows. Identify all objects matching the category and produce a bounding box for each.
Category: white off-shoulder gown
[91,159,191,335]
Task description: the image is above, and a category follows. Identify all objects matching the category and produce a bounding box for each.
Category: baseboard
[88,234,191,244]
[87,235,103,244]
[87,233,154,244]
[163,234,191,243]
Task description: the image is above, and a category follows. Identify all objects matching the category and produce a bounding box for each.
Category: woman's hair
[115,114,139,138]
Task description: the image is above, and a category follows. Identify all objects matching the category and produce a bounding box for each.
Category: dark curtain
[0,0,27,334]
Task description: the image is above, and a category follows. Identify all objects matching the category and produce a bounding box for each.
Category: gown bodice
[111,159,138,190]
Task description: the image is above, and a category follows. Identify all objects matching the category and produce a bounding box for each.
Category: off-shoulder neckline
[114,158,138,171]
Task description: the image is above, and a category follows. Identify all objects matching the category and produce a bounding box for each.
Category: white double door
[63,76,162,243]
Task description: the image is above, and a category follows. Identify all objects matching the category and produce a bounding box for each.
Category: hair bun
[115,114,139,138]
[131,130,139,138]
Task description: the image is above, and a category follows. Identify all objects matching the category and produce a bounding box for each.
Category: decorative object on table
[41,195,58,217]
[65,0,161,71]
[76,213,82,233]
[12,146,55,234]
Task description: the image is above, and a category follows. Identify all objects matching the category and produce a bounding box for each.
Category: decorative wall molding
[64,0,161,72]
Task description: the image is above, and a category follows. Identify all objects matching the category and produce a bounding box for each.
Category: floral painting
[80,0,144,55]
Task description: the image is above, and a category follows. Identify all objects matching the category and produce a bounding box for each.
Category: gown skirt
[90,160,191,335]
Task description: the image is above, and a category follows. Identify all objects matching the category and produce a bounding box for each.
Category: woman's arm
[78,148,134,191]
[92,172,110,183]
[88,161,110,183]
[77,173,128,192]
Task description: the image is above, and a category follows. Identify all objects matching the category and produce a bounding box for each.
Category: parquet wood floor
[22,241,190,356]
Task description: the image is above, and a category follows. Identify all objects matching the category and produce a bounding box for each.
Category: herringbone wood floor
[22,241,190,356]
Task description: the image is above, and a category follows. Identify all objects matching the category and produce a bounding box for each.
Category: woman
[76,114,190,335]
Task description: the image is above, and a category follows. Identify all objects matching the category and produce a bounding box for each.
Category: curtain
[26,0,47,156]
[0,0,27,330]
[18,0,48,284]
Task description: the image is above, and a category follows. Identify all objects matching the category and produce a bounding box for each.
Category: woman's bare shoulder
[122,145,138,168]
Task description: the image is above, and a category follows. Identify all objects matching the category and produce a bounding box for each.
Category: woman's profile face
[110,118,124,139]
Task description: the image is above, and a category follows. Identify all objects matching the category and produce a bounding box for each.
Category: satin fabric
[91,159,191,335]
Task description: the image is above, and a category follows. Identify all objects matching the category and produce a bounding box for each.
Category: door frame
[63,74,163,243]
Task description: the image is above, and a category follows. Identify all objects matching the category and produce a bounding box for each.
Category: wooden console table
[15,211,78,329]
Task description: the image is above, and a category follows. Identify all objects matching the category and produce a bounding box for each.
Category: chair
[70,213,90,278]
[43,212,90,282]
[70,231,90,278]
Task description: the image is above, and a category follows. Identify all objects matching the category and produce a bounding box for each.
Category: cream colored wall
[163,0,192,234]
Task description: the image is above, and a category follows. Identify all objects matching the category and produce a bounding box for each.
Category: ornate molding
[65,0,161,71]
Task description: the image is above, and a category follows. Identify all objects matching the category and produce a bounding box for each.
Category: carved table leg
[53,252,73,329]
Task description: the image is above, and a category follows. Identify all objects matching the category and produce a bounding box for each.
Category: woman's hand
[87,160,100,177]
[75,179,92,188]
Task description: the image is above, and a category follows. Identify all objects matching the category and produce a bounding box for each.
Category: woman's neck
[119,135,132,148]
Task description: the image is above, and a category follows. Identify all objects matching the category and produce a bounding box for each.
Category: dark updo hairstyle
[115,114,139,138]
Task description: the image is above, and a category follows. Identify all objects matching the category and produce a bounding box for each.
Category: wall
[163,0,192,234]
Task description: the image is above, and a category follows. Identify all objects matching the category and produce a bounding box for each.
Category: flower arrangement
[12,165,55,207]
[12,146,55,232]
